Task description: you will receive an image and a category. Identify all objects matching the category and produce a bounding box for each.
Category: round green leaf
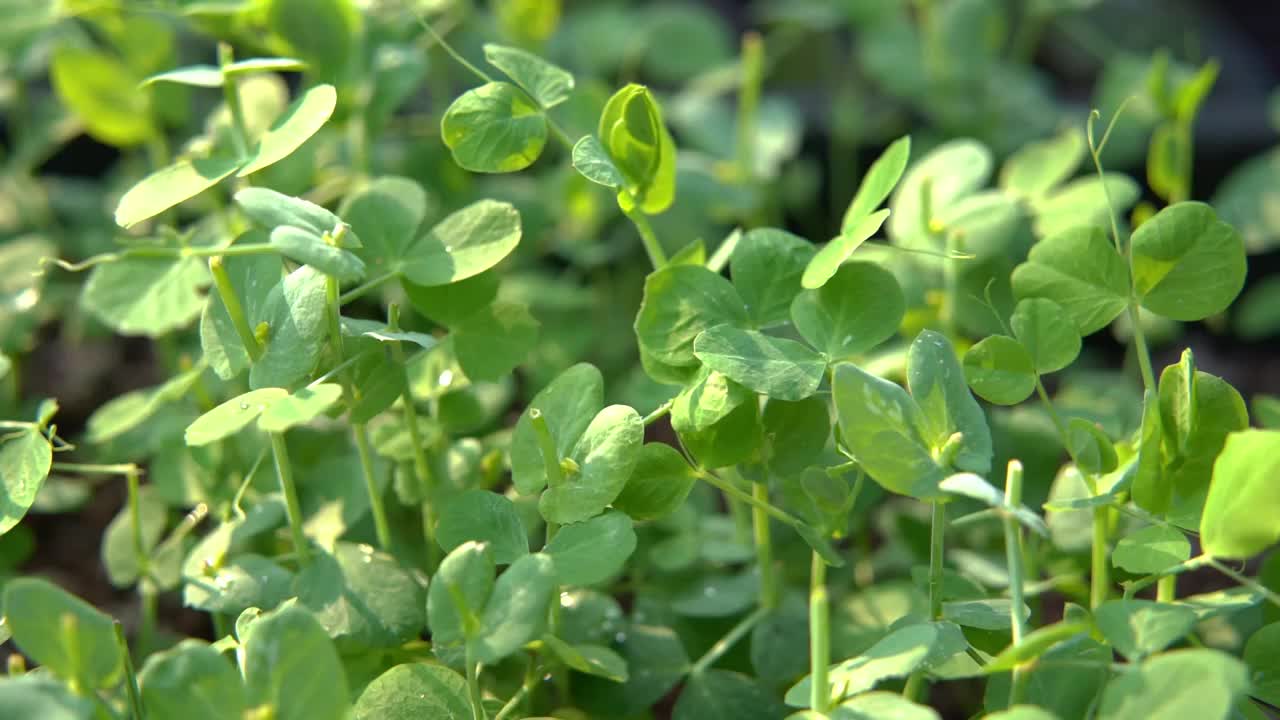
[999,128,1085,200]
[294,542,427,650]
[82,257,209,337]
[239,84,338,177]
[510,363,605,496]
[1031,174,1140,239]
[943,598,1030,630]
[832,362,942,499]
[0,676,97,719]
[353,664,470,720]
[963,335,1036,405]
[115,156,241,228]
[0,427,52,536]
[1010,298,1081,374]
[731,228,815,327]
[1201,429,1280,559]
[138,640,247,720]
[832,692,940,720]
[907,330,992,474]
[1066,417,1118,476]
[1094,599,1197,661]
[1130,201,1247,321]
[693,325,826,402]
[482,44,574,109]
[101,487,166,587]
[1112,524,1190,575]
[572,135,625,188]
[250,266,329,390]
[51,46,152,146]
[539,405,644,525]
[1097,649,1248,720]
[441,81,548,173]
[544,510,636,586]
[185,388,288,446]
[802,209,892,290]
[236,187,344,238]
[792,261,905,359]
[256,384,342,433]
[1212,146,1280,253]
[1244,622,1280,707]
[675,669,788,720]
[613,443,698,521]
[3,578,121,690]
[427,542,495,652]
[182,554,294,615]
[1011,226,1129,335]
[635,264,750,369]
[266,0,359,83]
[473,552,556,664]
[452,301,539,382]
[399,200,522,287]
[402,272,499,328]
[671,368,752,433]
[436,490,529,565]
[541,636,628,682]
[269,226,366,282]
[242,604,350,720]
[785,623,938,708]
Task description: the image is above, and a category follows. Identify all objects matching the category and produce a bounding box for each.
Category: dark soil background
[7,0,1280,715]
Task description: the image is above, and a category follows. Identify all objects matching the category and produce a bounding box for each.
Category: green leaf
[142,65,224,88]
[540,405,644,525]
[294,543,427,649]
[889,139,992,244]
[199,248,280,380]
[82,257,209,337]
[598,84,674,212]
[1212,147,1280,253]
[239,84,337,177]
[0,427,53,536]
[266,0,359,82]
[256,383,343,433]
[832,362,942,499]
[403,272,499,327]
[185,388,288,446]
[183,554,294,616]
[473,552,556,664]
[242,603,350,720]
[731,228,815,327]
[0,676,97,719]
[452,301,539,382]
[427,542,495,652]
[436,490,528,565]
[785,623,938,708]
[572,135,626,188]
[544,510,636,586]
[399,200,522,287]
[999,128,1085,199]
[963,335,1036,405]
[792,261,904,358]
[1011,226,1130,335]
[1244,622,1280,708]
[676,669,788,720]
[842,136,911,233]
[1112,524,1190,574]
[51,46,151,146]
[1066,418,1118,475]
[511,363,604,496]
[3,577,121,689]
[483,44,574,108]
[342,176,427,271]
[236,187,344,238]
[635,264,750,369]
[831,691,941,720]
[1094,599,1197,661]
[115,156,241,228]
[679,392,764,469]
[1130,201,1247,321]
[101,487,166,587]
[352,664,471,720]
[86,366,206,445]
[250,266,329,389]
[763,397,831,477]
[613,443,698,521]
[943,598,1030,630]
[442,82,547,173]
[1011,298,1081,374]
[541,635,629,682]
[1201,430,1280,558]
[1097,649,1248,720]
[802,209,892,290]
[671,368,752,433]
[984,621,1092,672]
[907,330,992,473]
[138,640,248,720]
[694,325,826,402]
[269,227,365,282]
[1031,174,1140,239]
[985,707,1062,720]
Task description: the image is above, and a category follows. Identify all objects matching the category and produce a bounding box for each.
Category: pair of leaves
[962,297,1081,406]
[236,188,365,283]
[442,44,574,173]
[116,84,338,228]
[573,84,677,214]
[184,383,342,445]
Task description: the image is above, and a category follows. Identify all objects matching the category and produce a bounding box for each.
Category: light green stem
[1003,461,1029,707]
[1156,575,1177,603]
[929,501,946,620]
[113,621,144,720]
[466,654,487,720]
[388,306,439,568]
[218,43,251,160]
[530,410,565,488]
[209,257,263,362]
[752,481,778,610]
[269,433,310,566]
[1091,505,1110,609]
[622,205,667,270]
[735,31,764,182]
[691,605,770,675]
[809,552,831,713]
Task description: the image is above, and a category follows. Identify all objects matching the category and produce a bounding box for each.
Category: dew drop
[703,585,718,597]
[614,631,627,644]
[438,369,454,387]
[239,402,250,410]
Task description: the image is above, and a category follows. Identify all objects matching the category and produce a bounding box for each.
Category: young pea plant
[3,2,1280,720]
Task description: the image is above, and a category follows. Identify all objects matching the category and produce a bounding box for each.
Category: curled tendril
[37,252,124,276]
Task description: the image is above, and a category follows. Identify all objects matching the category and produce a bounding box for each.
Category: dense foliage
[2,1,1280,719]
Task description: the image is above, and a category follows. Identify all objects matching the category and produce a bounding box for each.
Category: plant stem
[269,433,310,566]
[338,270,398,305]
[1003,461,1029,707]
[1090,504,1110,609]
[209,256,263,362]
[690,605,770,675]
[466,653,487,720]
[50,462,141,476]
[530,410,565,487]
[735,31,764,183]
[388,305,440,568]
[809,552,831,713]
[218,43,251,160]
[622,205,667,270]
[928,501,946,621]
[1124,303,1158,393]
[696,469,803,528]
[752,481,778,611]
[113,621,145,720]
[1207,558,1280,609]
[642,400,673,426]
[127,469,146,576]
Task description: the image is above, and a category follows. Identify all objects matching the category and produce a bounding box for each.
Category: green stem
[942,232,963,337]
[642,400,673,426]
[218,43,251,160]
[928,501,946,621]
[1003,461,1029,707]
[809,552,831,713]
[735,31,764,183]
[209,257,263,362]
[622,205,667,270]
[690,605,770,675]
[466,654,487,720]
[50,462,140,476]
[530,410,565,488]
[338,270,398,305]
[113,621,145,720]
[1156,575,1177,603]
[697,469,803,528]
[752,481,778,611]
[127,469,146,576]
[269,433,310,566]
[1125,301,1158,393]
[1207,558,1280,609]
[388,305,440,568]
[1090,505,1110,609]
